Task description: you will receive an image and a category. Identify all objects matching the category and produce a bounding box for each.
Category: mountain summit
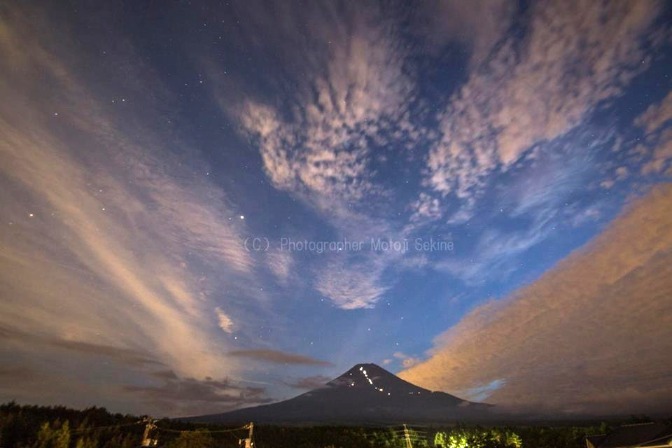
[186,363,495,424]
[328,363,460,403]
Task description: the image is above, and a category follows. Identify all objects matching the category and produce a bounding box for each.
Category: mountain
[185,363,497,425]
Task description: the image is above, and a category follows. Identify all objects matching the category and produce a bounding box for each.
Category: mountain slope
[186,363,495,424]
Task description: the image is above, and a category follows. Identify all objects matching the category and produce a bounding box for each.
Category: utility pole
[141,417,158,447]
[247,422,254,448]
[403,424,413,448]
[239,422,254,448]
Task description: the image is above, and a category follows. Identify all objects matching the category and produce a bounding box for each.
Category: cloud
[401,184,672,415]
[228,2,415,206]
[283,375,331,390]
[442,132,608,283]
[436,209,554,285]
[393,352,421,369]
[637,90,672,135]
[265,250,294,284]
[228,349,333,366]
[635,90,672,176]
[0,365,42,383]
[410,193,443,222]
[412,0,516,66]
[217,2,420,311]
[0,3,257,413]
[426,1,664,202]
[456,379,506,403]
[215,308,235,334]
[569,206,603,228]
[443,136,600,283]
[124,376,271,417]
[314,257,390,309]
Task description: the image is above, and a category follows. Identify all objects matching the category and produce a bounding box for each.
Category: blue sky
[1,0,671,417]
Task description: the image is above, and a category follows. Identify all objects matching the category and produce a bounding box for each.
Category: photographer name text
[267,236,454,254]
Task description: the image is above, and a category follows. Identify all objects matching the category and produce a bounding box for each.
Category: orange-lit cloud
[401,184,672,415]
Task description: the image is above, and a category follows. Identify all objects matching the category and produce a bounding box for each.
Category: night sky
[1,0,672,418]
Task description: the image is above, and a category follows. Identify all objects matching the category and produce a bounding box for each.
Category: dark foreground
[1,402,668,448]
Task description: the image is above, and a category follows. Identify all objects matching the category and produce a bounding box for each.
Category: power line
[69,420,144,434]
[155,424,249,434]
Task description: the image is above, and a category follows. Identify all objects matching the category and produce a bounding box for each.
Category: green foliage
[54,421,71,448]
[504,431,522,448]
[34,422,56,448]
[435,431,448,448]
[430,425,619,448]
[32,420,70,448]
[445,430,469,448]
[168,428,215,448]
[515,425,609,448]
[433,427,522,448]
[74,436,97,448]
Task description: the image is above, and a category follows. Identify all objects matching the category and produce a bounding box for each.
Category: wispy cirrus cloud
[435,129,604,284]
[426,0,664,204]
[405,1,669,287]
[313,256,391,310]
[635,90,672,176]
[217,2,419,310]
[0,4,257,414]
[411,0,516,66]
[228,349,333,366]
[401,184,672,415]
[0,326,163,368]
[283,375,331,390]
[226,0,670,311]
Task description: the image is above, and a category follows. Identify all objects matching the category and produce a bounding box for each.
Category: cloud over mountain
[401,184,672,415]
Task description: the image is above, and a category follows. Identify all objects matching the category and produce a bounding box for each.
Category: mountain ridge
[184,363,497,425]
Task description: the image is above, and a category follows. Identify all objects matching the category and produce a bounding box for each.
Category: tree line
[0,401,649,448]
